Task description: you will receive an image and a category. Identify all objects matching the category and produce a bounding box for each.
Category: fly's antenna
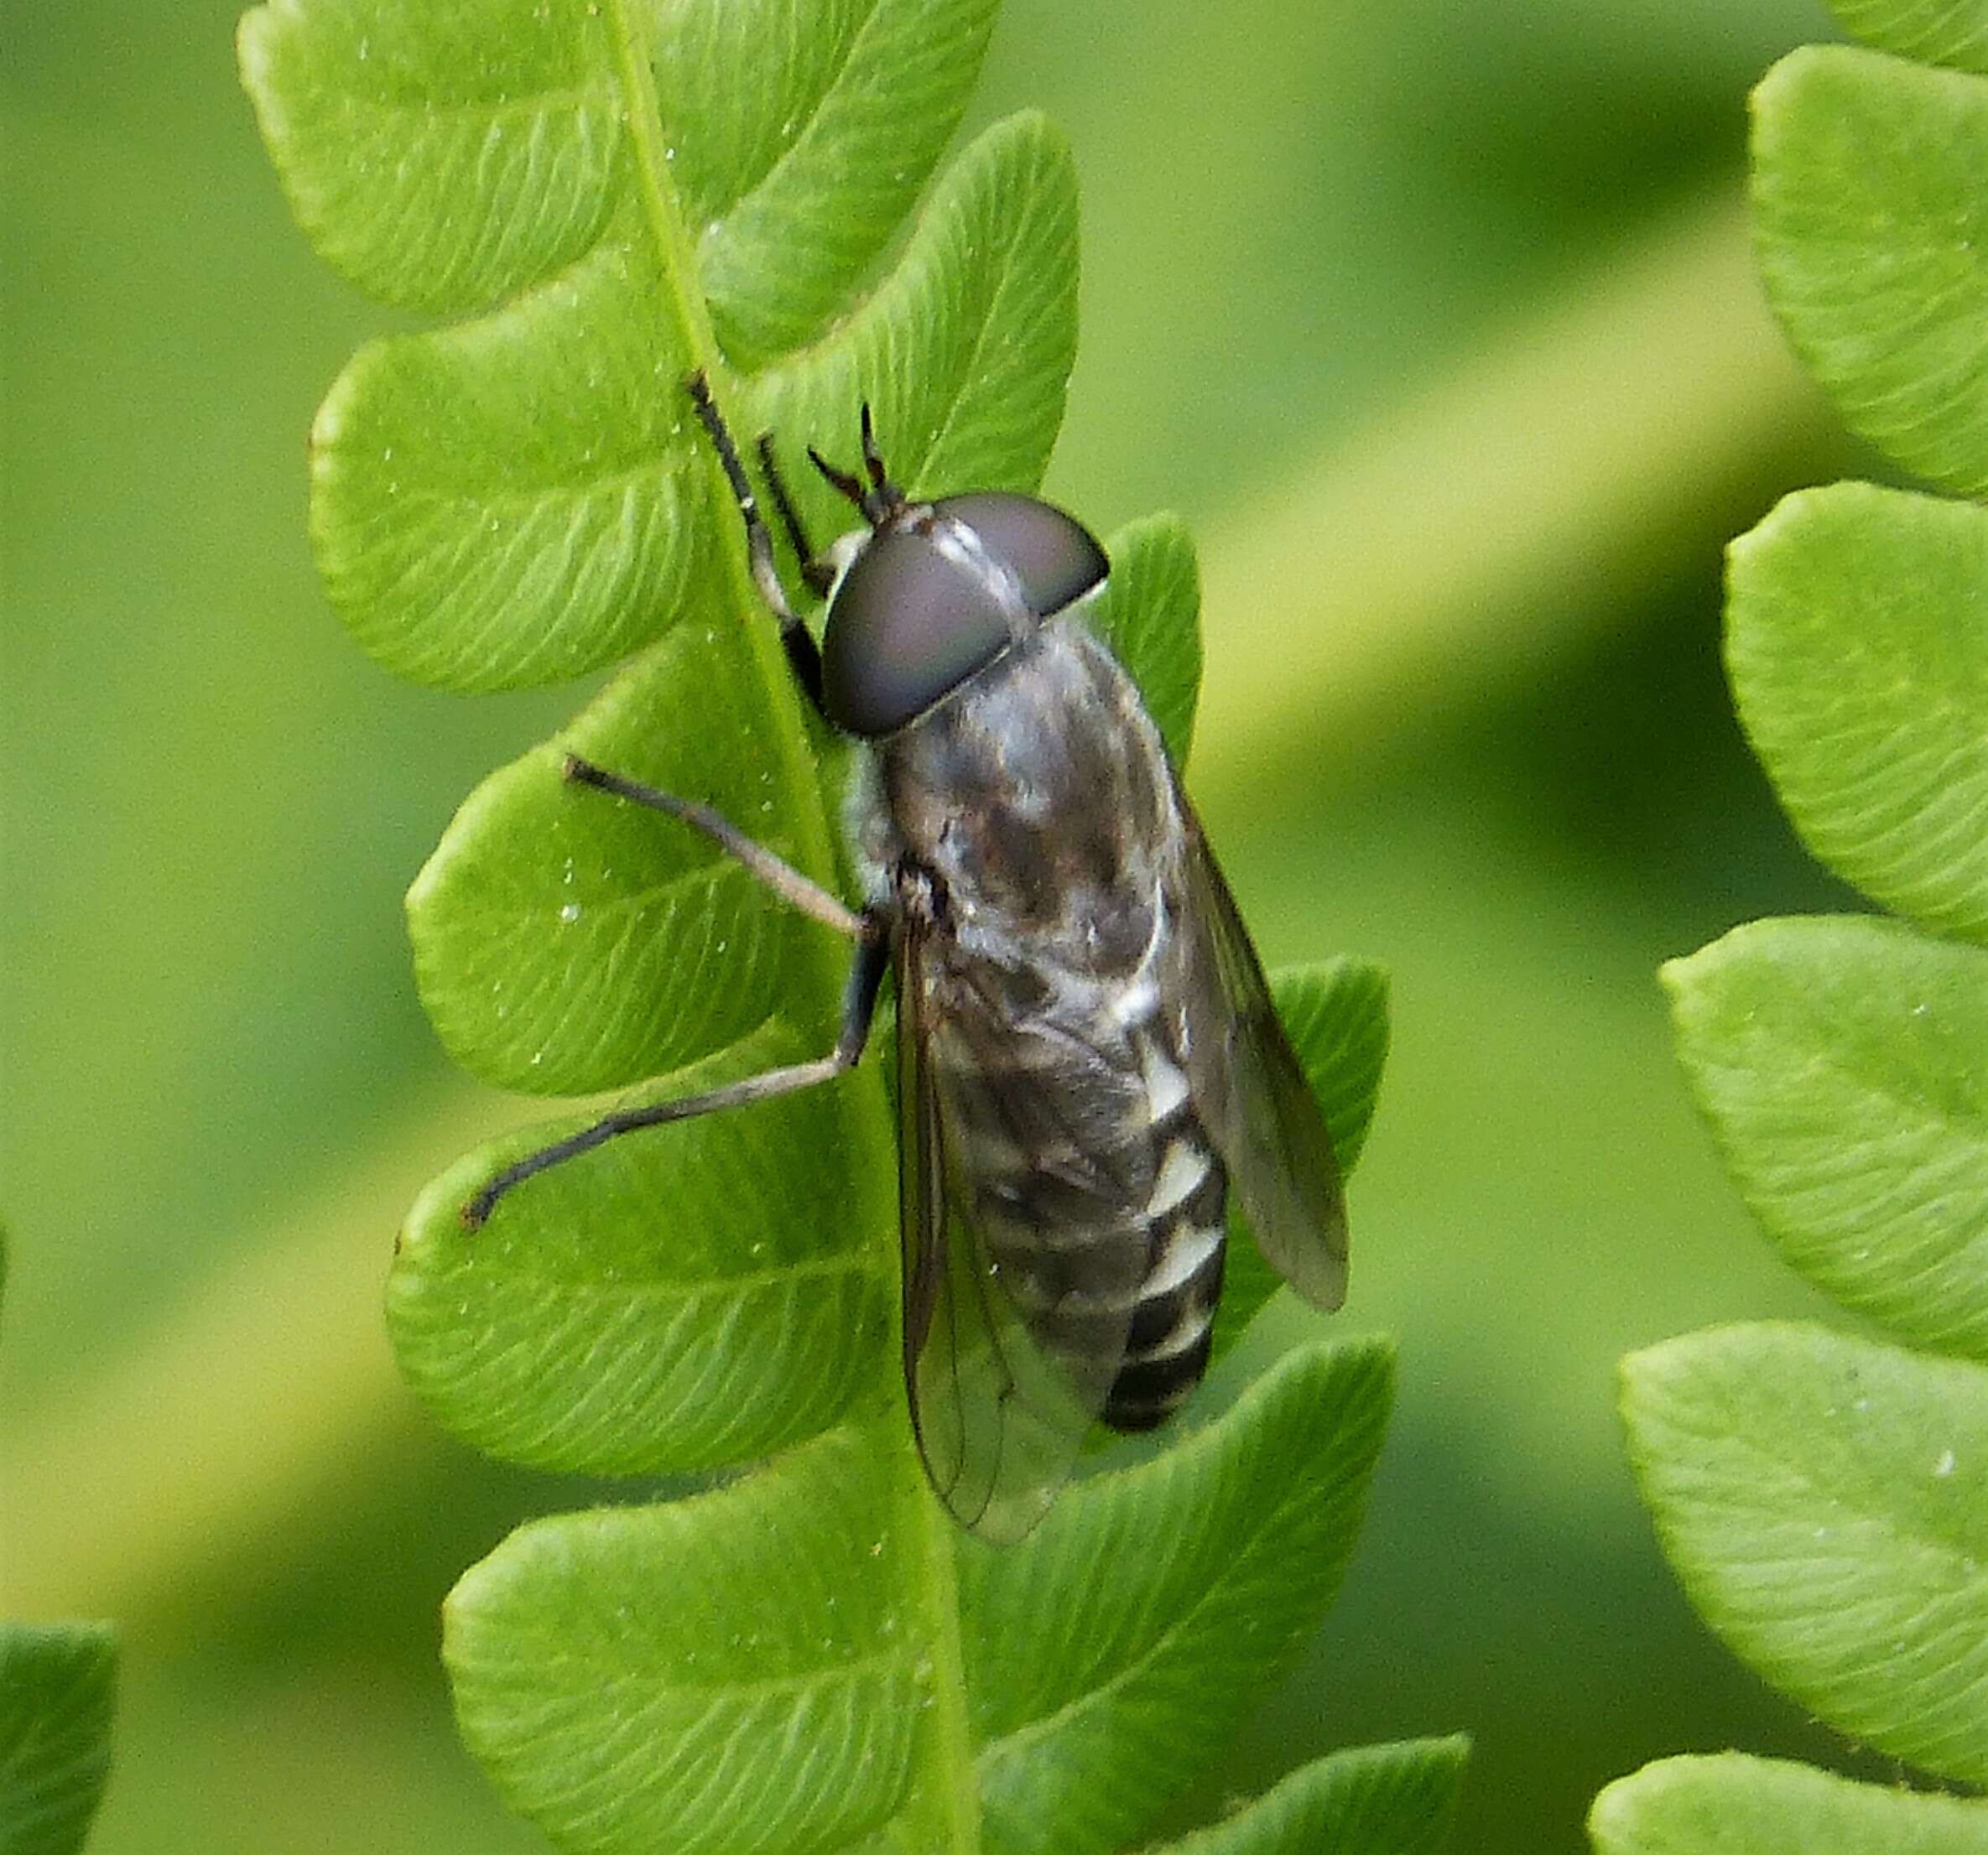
[807,444,869,514]
[809,403,903,527]
[860,404,897,502]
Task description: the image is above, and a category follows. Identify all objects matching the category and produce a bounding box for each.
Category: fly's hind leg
[462,923,887,1228]
[460,755,890,1228]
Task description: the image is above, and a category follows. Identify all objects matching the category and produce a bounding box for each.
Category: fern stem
[604,1,721,396]
[605,5,982,1844]
[908,1428,986,1849]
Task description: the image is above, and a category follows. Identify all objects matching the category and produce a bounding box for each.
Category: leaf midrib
[1650,1353,1988,1578]
[599,7,982,1847]
[485,844,797,920]
[334,81,615,123]
[1758,1034,1988,1151]
[1704,997,1988,1239]
[593,1638,908,1703]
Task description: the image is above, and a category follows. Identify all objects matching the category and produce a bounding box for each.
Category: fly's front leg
[460,755,890,1228]
[685,371,829,719]
[757,434,836,600]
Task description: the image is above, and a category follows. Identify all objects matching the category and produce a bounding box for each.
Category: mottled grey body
[851,613,1227,1429]
[463,385,1341,1539]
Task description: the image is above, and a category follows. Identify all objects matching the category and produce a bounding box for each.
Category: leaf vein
[705,2,882,226]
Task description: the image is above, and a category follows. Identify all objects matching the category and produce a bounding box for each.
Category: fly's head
[803,410,1110,740]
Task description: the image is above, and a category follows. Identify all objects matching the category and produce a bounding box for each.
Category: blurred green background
[5,1,1879,1848]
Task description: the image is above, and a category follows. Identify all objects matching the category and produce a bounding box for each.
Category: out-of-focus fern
[241,3,1462,1850]
[1591,9,1988,1851]
[0,1234,117,1855]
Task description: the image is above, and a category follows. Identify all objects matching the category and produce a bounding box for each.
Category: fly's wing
[895,912,1143,1543]
[1173,787,1348,1312]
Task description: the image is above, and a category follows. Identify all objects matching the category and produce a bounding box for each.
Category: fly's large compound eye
[820,494,1110,738]
[822,530,1013,737]
[933,492,1109,619]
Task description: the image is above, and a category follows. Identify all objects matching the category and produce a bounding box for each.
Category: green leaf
[333,105,1075,691]
[0,1246,118,1855]
[444,1424,954,1855]
[1726,484,1988,941]
[444,1341,1394,1855]
[1621,1323,1988,1785]
[747,111,1080,541]
[242,0,995,346]
[1087,513,1204,767]
[240,0,631,313]
[407,635,820,1094]
[0,1623,117,1855]
[1274,960,1392,1179]
[387,1018,891,1475]
[1664,915,1988,1361]
[1828,0,1988,80]
[964,1339,1393,1855]
[1591,1752,1988,1855]
[1214,959,1391,1357]
[647,0,1000,366]
[1752,45,1988,498]
[1155,1738,1470,1855]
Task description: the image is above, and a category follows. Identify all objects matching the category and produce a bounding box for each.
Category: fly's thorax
[875,621,1178,970]
[840,743,897,908]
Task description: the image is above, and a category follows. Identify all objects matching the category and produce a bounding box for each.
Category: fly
[462,374,1349,1541]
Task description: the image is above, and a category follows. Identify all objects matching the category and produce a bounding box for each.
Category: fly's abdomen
[1101,1052,1230,1432]
[933,989,1233,1434]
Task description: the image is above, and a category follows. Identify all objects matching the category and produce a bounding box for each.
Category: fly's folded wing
[1172,787,1348,1313]
[895,912,1147,1542]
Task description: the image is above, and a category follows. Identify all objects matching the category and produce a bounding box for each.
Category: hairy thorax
[860,618,1172,978]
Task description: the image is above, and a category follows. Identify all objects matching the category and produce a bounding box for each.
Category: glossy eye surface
[821,529,1013,737]
[934,492,1108,618]
[820,494,1111,738]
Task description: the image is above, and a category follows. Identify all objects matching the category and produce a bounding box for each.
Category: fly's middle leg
[461,926,887,1228]
[459,756,890,1228]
